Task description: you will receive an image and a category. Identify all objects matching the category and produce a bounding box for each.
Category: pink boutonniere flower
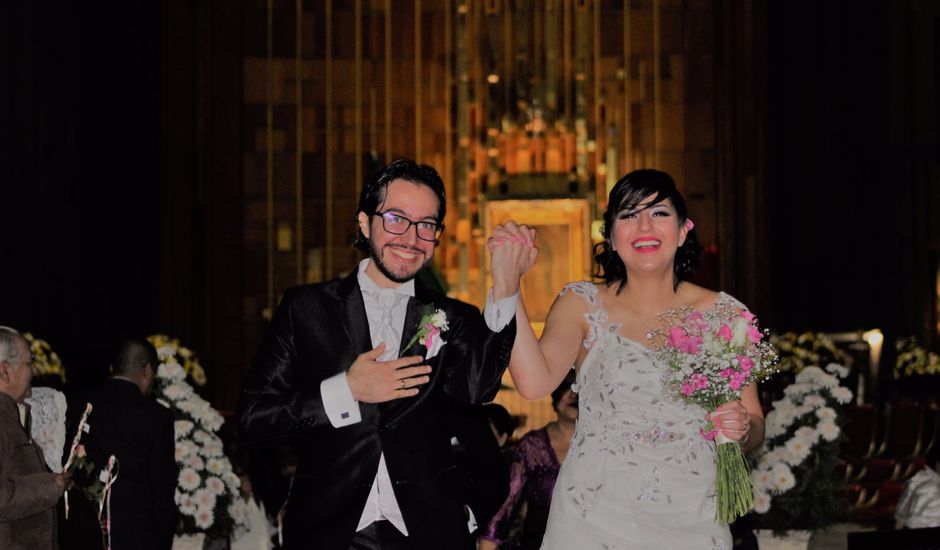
[402,306,450,359]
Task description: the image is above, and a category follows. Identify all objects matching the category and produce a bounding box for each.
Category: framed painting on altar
[482,198,593,331]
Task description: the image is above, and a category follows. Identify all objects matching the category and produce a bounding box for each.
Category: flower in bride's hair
[179,467,201,491]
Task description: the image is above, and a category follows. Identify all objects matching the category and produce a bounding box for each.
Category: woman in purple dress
[479,373,578,550]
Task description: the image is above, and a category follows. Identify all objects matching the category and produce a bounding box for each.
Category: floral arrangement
[650,303,778,524]
[148,334,207,386]
[402,305,449,357]
[22,332,67,383]
[749,364,853,533]
[770,332,851,375]
[147,335,248,539]
[894,337,940,378]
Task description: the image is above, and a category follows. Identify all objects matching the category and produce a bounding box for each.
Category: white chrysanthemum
[202,442,224,457]
[770,463,796,493]
[757,447,787,470]
[206,457,227,475]
[825,363,849,378]
[751,468,774,491]
[175,420,194,438]
[817,419,840,441]
[784,383,812,399]
[229,499,248,527]
[794,404,815,417]
[178,493,198,517]
[752,489,772,513]
[816,407,837,420]
[194,508,214,529]
[157,362,186,381]
[804,394,826,408]
[831,386,853,404]
[179,467,201,491]
[223,471,240,491]
[206,476,226,496]
[794,425,819,443]
[795,366,824,384]
[194,487,217,510]
[193,429,213,444]
[185,454,205,471]
[163,383,193,401]
[784,436,812,466]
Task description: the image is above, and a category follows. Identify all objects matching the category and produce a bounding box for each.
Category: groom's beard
[368,239,432,284]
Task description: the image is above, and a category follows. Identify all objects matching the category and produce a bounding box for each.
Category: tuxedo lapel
[336,273,372,358]
[334,273,380,425]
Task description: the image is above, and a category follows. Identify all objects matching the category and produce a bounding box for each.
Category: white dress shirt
[319,259,517,535]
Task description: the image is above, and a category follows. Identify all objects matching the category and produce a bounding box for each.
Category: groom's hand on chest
[346,342,433,403]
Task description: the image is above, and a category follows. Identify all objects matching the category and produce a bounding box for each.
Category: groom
[236,159,535,549]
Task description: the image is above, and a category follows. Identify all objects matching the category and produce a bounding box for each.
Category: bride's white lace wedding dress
[25,386,67,473]
[539,282,734,550]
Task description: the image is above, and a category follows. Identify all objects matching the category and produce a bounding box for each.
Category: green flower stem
[715,440,753,524]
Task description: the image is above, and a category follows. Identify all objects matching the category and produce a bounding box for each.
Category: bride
[489,169,765,549]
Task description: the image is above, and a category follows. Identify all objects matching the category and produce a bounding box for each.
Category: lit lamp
[862,329,883,403]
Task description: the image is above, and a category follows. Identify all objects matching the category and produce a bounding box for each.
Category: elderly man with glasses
[237,158,537,550]
[0,326,68,550]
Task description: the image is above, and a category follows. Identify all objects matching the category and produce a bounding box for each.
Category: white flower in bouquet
[803,394,826,408]
[784,437,812,465]
[753,490,772,514]
[158,362,186,382]
[163,383,192,401]
[815,407,836,420]
[831,386,852,404]
[817,419,840,441]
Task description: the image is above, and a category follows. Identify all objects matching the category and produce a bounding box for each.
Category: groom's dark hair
[353,158,447,251]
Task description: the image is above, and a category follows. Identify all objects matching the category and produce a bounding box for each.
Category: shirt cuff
[483,289,518,332]
[320,372,362,427]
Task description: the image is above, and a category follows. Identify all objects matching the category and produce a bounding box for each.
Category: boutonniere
[402,305,449,359]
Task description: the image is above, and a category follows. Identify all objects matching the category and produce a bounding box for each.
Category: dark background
[3,0,937,405]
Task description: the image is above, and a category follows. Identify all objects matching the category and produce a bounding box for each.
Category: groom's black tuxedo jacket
[236,270,516,550]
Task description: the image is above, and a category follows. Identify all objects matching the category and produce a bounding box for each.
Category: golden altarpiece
[242,0,745,431]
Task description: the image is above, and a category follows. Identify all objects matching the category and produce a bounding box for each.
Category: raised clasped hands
[707,400,751,442]
[346,342,433,403]
[488,220,538,299]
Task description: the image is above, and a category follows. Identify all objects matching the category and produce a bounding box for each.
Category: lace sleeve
[25,386,67,472]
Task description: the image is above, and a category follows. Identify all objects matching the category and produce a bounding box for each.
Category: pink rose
[747,326,762,344]
[740,310,756,322]
[717,324,733,343]
[75,444,86,458]
[719,368,734,379]
[681,382,695,396]
[700,427,719,440]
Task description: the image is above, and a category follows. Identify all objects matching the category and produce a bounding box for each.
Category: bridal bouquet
[650,303,778,524]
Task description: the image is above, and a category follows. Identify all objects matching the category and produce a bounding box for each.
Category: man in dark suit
[80,338,177,550]
[236,159,536,550]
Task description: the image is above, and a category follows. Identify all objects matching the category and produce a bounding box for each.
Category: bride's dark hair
[593,169,702,293]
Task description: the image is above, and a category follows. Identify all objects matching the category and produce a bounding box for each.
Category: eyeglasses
[373,211,443,242]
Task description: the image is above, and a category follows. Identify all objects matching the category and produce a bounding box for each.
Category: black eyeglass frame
[372,211,445,242]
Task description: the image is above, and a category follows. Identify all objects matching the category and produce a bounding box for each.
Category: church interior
[4,0,940,548]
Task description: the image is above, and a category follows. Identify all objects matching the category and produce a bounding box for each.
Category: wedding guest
[236,159,535,550]
[489,169,765,548]
[0,326,68,550]
[77,337,177,550]
[479,371,577,550]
